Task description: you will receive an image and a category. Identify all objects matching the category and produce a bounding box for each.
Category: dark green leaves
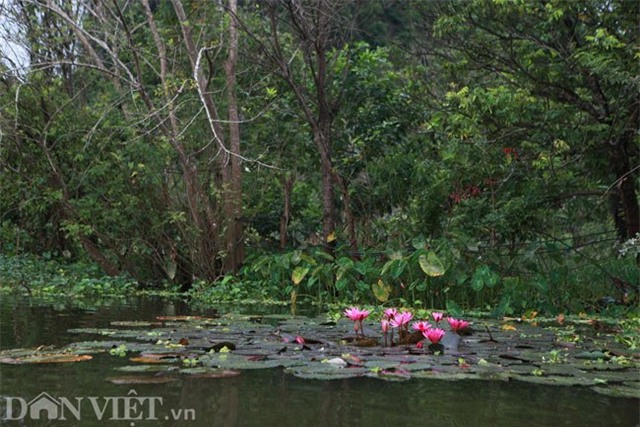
[471,265,500,292]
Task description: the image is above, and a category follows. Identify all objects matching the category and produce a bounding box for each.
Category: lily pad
[369,368,413,381]
[115,364,175,373]
[591,385,640,399]
[42,312,636,391]
[363,360,401,370]
[129,354,180,364]
[475,369,511,382]
[68,328,120,336]
[180,368,242,379]
[210,342,237,352]
[411,371,478,381]
[155,315,218,322]
[107,375,178,385]
[538,364,585,376]
[511,374,598,387]
[575,351,609,360]
[111,321,162,327]
[3,354,94,364]
[0,347,59,359]
[400,362,433,372]
[202,353,304,370]
[285,363,370,380]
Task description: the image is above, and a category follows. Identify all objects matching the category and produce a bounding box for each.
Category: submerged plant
[109,344,128,357]
[182,357,199,367]
[542,349,568,364]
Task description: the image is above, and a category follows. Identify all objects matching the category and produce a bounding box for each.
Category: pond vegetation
[0,295,638,426]
[1,299,638,397]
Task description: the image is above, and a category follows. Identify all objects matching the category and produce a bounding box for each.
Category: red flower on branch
[503,147,518,160]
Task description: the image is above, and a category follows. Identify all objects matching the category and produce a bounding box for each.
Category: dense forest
[0,0,638,315]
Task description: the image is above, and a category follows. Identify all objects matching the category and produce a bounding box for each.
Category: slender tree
[245,0,361,253]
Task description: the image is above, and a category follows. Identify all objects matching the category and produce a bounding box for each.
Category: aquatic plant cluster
[344,307,470,349]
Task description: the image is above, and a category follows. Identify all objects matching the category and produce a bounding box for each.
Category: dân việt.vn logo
[2,389,196,423]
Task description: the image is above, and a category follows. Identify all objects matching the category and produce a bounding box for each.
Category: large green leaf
[391,260,407,279]
[165,260,177,280]
[380,259,397,276]
[445,300,463,317]
[335,277,348,291]
[471,266,485,292]
[419,251,445,277]
[411,235,427,250]
[472,264,500,292]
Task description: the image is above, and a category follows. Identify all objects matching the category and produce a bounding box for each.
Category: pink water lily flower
[344,307,370,322]
[344,307,370,338]
[390,311,413,329]
[383,308,398,320]
[447,317,470,334]
[423,327,445,344]
[381,319,391,346]
[411,321,432,333]
[432,312,444,323]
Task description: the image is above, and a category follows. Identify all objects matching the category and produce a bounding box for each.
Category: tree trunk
[610,141,640,240]
[172,0,232,278]
[280,173,295,250]
[609,101,640,241]
[79,236,120,276]
[315,126,336,253]
[260,0,353,256]
[222,0,244,272]
[335,173,360,259]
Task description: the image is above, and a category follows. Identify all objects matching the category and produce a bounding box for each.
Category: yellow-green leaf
[372,279,391,302]
[419,251,445,277]
[165,260,177,280]
[291,267,309,285]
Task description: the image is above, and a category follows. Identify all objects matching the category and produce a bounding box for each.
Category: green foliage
[0,253,137,297]
[1,0,636,317]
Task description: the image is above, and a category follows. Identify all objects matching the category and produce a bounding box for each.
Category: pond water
[0,295,638,427]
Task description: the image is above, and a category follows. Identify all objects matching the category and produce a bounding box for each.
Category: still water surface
[0,295,638,426]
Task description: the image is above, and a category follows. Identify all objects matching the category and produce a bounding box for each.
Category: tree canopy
[1,0,637,313]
